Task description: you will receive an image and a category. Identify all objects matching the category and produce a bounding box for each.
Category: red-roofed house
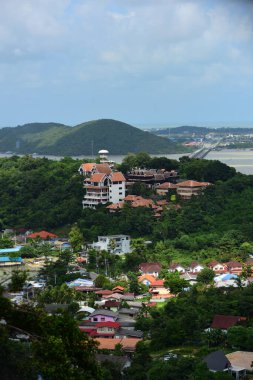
[139,263,162,278]
[176,180,211,199]
[138,274,156,286]
[156,182,178,196]
[211,315,246,330]
[27,231,58,239]
[226,261,243,275]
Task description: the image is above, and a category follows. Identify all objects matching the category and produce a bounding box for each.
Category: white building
[90,235,131,254]
[79,151,126,209]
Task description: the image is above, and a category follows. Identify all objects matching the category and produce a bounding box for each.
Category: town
[0,150,253,379]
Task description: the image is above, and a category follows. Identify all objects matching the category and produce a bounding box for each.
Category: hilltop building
[79,150,126,209]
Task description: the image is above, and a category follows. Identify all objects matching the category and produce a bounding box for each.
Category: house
[91,322,121,338]
[188,262,204,273]
[118,308,139,319]
[208,261,227,273]
[95,337,142,353]
[210,315,246,330]
[88,310,118,323]
[176,180,211,200]
[226,261,243,275]
[138,274,156,286]
[203,350,231,372]
[139,262,162,278]
[156,182,178,196]
[90,235,131,254]
[112,286,125,294]
[226,351,253,378]
[26,231,58,239]
[149,280,172,300]
[126,168,179,188]
[103,300,120,312]
[169,263,186,273]
[79,154,126,209]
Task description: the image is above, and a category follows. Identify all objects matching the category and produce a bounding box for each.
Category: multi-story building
[79,150,126,209]
[176,180,211,200]
[90,235,131,254]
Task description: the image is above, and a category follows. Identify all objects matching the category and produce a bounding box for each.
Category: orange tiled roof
[177,180,211,188]
[138,274,156,284]
[132,198,154,207]
[106,202,124,210]
[150,280,164,287]
[95,338,141,351]
[90,173,107,182]
[81,163,95,172]
[95,164,112,174]
[156,182,178,189]
[110,172,126,182]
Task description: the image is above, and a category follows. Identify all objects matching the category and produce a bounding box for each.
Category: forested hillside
[0,119,188,155]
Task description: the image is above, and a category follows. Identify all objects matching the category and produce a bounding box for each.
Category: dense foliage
[0,155,83,229]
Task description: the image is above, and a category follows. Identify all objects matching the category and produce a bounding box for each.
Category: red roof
[112,286,125,292]
[139,262,162,273]
[156,182,178,189]
[106,202,124,210]
[177,180,211,188]
[27,230,58,239]
[226,261,243,269]
[104,300,120,308]
[90,173,107,182]
[110,172,126,182]
[96,321,120,328]
[95,290,113,296]
[138,274,156,284]
[95,164,112,174]
[211,315,245,329]
[81,163,95,172]
[150,280,164,287]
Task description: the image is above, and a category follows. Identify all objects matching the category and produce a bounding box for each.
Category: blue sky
[0,0,253,127]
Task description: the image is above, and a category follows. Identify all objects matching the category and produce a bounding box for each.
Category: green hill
[0,119,188,155]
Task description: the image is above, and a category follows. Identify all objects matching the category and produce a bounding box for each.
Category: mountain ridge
[0,119,188,155]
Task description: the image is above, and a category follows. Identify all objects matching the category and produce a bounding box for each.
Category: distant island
[0,119,190,156]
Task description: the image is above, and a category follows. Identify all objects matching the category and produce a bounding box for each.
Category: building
[90,235,131,254]
[79,151,126,209]
[126,169,179,188]
[139,262,162,278]
[176,180,211,200]
[156,182,178,196]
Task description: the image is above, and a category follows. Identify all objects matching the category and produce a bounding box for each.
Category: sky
[0,0,253,127]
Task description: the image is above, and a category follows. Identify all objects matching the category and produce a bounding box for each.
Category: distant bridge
[189,139,223,159]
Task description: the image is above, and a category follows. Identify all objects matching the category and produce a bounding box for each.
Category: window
[101,317,105,321]
[93,317,98,322]
[119,192,122,195]
[119,187,122,189]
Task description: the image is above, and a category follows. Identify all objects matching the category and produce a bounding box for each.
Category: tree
[69,225,83,252]
[9,270,28,292]
[164,272,188,294]
[197,268,215,284]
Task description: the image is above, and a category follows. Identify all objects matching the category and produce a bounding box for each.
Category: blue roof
[0,256,22,262]
[0,246,23,254]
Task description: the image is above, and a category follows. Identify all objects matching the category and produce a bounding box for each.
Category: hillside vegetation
[0,119,188,155]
